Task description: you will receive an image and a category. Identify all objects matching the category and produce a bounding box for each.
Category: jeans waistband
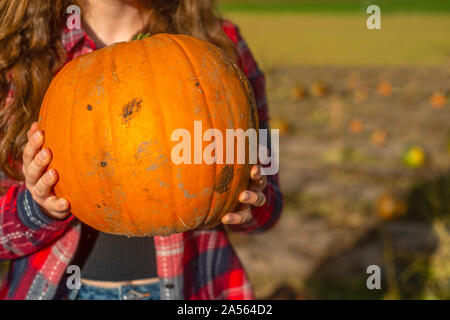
[69,280,161,300]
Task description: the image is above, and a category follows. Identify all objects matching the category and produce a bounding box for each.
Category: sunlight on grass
[220,0,450,14]
[222,13,450,68]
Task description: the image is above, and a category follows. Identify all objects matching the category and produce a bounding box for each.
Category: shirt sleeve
[0,77,75,260]
[0,181,75,261]
[223,21,283,234]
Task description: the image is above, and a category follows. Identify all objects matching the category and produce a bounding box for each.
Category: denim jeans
[68,281,161,300]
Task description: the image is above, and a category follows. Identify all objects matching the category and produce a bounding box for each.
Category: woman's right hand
[22,122,71,220]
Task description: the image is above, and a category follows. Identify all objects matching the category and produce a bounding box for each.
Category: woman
[0,0,282,300]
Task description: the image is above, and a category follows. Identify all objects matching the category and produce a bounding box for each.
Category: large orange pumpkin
[38,34,258,236]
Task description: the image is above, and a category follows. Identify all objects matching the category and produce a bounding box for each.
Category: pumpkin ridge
[89,52,110,231]
[164,33,219,226]
[140,37,180,234]
[201,44,243,217]
[69,57,90,226]
[104,45,129,234]
[193,40,246,218]
[104,45,126,234]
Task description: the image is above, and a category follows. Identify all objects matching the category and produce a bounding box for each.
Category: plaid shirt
[0,21,282,300]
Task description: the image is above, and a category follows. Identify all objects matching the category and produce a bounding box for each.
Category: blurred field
[222,1,450,300]
[221,13,450,68]
[229,65,449,299]
[220,0,450,14]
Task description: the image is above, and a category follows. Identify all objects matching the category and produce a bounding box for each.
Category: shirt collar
[61,26,97,54]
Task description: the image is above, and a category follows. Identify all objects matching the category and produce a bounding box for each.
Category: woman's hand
[22,122,70,220]
[221,165,267,225]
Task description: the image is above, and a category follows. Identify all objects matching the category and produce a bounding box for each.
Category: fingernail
[39,149,48,160]
[224,215,234,224]
[59,199,67,208]
[241,192,250,201]
[47,169,55,179]
[33,131,43,142]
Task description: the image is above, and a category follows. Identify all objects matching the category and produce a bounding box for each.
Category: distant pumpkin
[371,129,387,147]
[347,73,360,91]
[310,81,328,98]
[292,85,307,101]
[429,92,447,108]
[377,194,407,220]
[270,118,291,136]
[348,120,364,134]
[377,80,393,97]
[354,88,368,103]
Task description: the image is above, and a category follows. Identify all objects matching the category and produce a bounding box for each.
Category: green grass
[220,13,450,67]
[220,0,450,14]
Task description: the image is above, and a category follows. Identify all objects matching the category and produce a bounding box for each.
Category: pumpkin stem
[132,32,151,41]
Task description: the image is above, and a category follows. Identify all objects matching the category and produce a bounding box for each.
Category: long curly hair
[0,0,235,181]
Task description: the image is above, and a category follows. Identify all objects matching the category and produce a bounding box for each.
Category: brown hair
[0,0,235,181]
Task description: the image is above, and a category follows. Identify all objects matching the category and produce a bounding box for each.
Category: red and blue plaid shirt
[0,21,282,300]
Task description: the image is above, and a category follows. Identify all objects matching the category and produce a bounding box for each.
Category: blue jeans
[68,281,161,300]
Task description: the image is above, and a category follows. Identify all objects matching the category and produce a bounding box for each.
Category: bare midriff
[80,277,159,288]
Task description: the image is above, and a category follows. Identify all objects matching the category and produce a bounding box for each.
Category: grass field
[220,0,450,68]
[221,1,450,300]
[220,0,450,14]
[221,13,450,67]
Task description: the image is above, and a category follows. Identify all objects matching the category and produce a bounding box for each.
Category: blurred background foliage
[219,0,450,67]
[220,0,450,300]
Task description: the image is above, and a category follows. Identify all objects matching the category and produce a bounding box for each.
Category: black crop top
[74,224,158,282]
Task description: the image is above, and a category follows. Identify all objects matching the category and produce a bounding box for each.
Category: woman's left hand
[221,165,267,225]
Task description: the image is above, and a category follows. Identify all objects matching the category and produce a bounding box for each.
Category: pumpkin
[377,194,407,221]
[292,84,307,101]
[348,119,364,134]
[429,92,447,109]
[377,80,393,97]
[38,34,258,236]
[353,88,368,103]
[371,129,387,147]
[310,81,328,98]
[347,73,359,91]
[270,118,291,136]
